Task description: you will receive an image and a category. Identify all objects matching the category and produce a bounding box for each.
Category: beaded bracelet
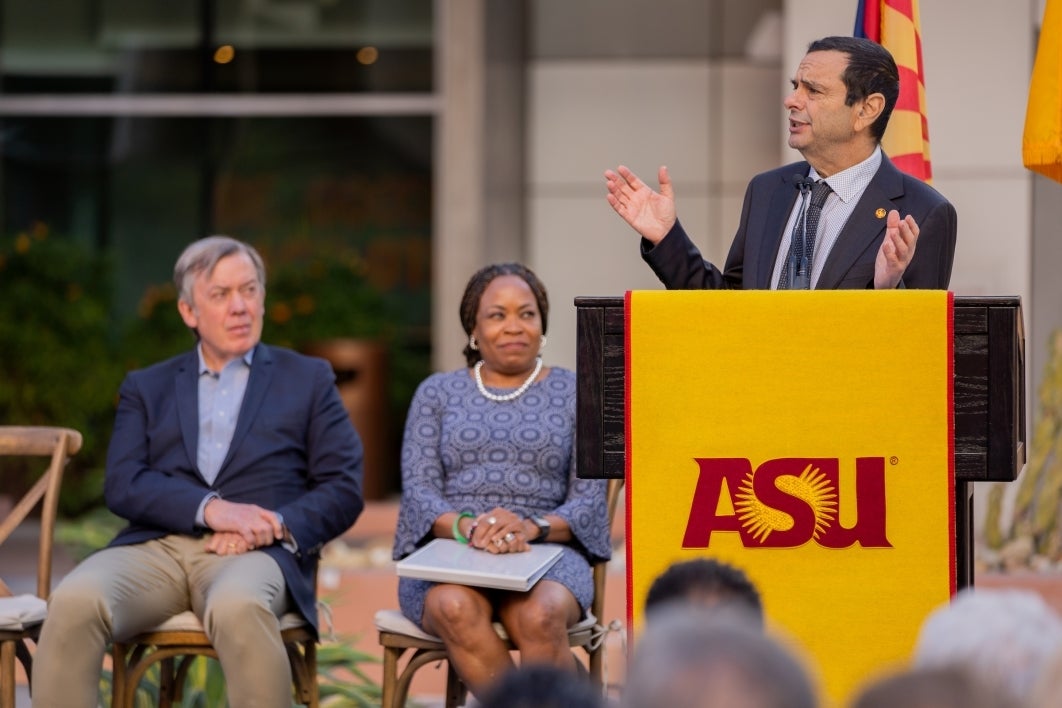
[452,512,475,544]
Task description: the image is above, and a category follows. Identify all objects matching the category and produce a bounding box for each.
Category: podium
[574,295,1025,590]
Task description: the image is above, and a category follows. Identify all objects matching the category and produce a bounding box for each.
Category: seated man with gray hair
[32,236,365,707]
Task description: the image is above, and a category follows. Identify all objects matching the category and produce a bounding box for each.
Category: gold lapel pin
[875,208,887,219]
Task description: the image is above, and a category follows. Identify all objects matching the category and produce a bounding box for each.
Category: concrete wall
[522,0,1039,375]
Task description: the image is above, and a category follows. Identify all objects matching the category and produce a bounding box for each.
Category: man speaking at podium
[605,36,956,291]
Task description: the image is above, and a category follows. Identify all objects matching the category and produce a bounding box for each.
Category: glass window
[2,113,431,328]
[0,0,433,93]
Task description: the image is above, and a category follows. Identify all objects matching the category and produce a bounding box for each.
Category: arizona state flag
[855,0,933,182]
[626,290,954,706]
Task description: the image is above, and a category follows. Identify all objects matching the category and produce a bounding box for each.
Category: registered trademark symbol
[889,456,899,465]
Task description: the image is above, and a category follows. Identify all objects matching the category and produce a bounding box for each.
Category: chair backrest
[0,426,82,600]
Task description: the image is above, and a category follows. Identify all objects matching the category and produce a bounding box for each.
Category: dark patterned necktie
[779,180,833,289]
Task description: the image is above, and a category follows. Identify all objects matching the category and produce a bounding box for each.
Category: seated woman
[392,262,611,697]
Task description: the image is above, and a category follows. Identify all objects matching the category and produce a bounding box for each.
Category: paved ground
[6,500,1062,707]
[0,500,629,707]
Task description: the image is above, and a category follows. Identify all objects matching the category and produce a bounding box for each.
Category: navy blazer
[643,154,957,290]
[103,343,364,634]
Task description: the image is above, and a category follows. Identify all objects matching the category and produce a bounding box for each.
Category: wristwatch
[528,516,551,543]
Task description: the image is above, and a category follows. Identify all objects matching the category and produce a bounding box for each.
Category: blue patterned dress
[393,366,611,627]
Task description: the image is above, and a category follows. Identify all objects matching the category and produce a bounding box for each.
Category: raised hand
[604,165,677,245]
[874,209,919,289]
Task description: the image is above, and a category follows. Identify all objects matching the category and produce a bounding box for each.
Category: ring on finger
[487,516,497,526]
[504,532,516,543]
[494,538,504,547]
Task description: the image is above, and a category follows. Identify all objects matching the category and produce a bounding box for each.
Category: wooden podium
[574,295,1025,589]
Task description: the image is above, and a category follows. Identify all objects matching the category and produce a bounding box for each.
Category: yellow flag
[1023,0,1062,182]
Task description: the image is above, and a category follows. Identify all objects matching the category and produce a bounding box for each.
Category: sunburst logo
[735,464,838,543]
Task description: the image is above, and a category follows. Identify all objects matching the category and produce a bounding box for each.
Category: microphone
[787,174,812,289]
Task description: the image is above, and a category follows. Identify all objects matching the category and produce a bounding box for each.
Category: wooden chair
[0,426,83,708]
[110,609,318,708]
[375,478,624,708]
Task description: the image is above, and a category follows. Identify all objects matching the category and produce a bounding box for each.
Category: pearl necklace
[474,357,543,402]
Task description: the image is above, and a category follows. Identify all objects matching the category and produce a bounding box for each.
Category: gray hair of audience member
[174,235,267,307]
[912,588,1062,705]
[849,665,1019,708]
[623,606,818,708]
[473,663,605,708]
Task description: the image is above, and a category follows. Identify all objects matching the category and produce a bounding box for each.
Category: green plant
[260,242,428,419]
[97,634,394,708]
[315,639,387,707]
[99,657,227,708]
[55,506,126,562]
[0,226,125,515]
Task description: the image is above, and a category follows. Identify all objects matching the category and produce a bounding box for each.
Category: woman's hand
[471,507,529,554]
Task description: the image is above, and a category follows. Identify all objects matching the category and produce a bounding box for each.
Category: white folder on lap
[396,538,564,592]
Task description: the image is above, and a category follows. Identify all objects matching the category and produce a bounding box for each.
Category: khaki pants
[32,534,292,708]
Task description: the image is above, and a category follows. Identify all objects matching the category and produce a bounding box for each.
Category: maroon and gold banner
[625,290,954,705]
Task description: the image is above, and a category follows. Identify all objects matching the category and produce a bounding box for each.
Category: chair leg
[14,640,32,697]
[158,657,175,708]
[110,644,126,708]
[380,646,401,708]
[589,645,603,688]
[286,639,318,708]
[444,661,467,708]
[304,641,318,708]
[2,640,16,708]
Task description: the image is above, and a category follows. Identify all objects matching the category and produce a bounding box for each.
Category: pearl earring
[469,335,479,351]
[540,335,548,349]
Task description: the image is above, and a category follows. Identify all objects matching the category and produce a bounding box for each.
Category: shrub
[0,227,125,514]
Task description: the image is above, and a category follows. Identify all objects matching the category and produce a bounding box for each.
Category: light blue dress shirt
[194,345,253,526]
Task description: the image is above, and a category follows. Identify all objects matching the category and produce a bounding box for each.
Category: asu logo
[682,457,891,549]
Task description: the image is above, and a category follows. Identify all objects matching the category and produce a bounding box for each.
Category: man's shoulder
[897,171,952,206]
[877,153,952,207]
[258,343,332,373]
[127,349,194,379]
[749,161,809,188]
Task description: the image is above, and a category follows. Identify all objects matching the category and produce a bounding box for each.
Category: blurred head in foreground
[623,606,817,708]
[913,587,1062,706]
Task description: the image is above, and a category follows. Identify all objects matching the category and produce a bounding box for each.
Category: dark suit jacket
[103,343,364,634]
[642,154,957,290]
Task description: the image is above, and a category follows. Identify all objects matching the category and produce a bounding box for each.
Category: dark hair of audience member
[850,665,1018,708]
[644,557,764,628]
[473,662,604,708]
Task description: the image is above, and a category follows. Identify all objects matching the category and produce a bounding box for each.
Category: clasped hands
[467,508,529,555]
[204,498,285,556]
